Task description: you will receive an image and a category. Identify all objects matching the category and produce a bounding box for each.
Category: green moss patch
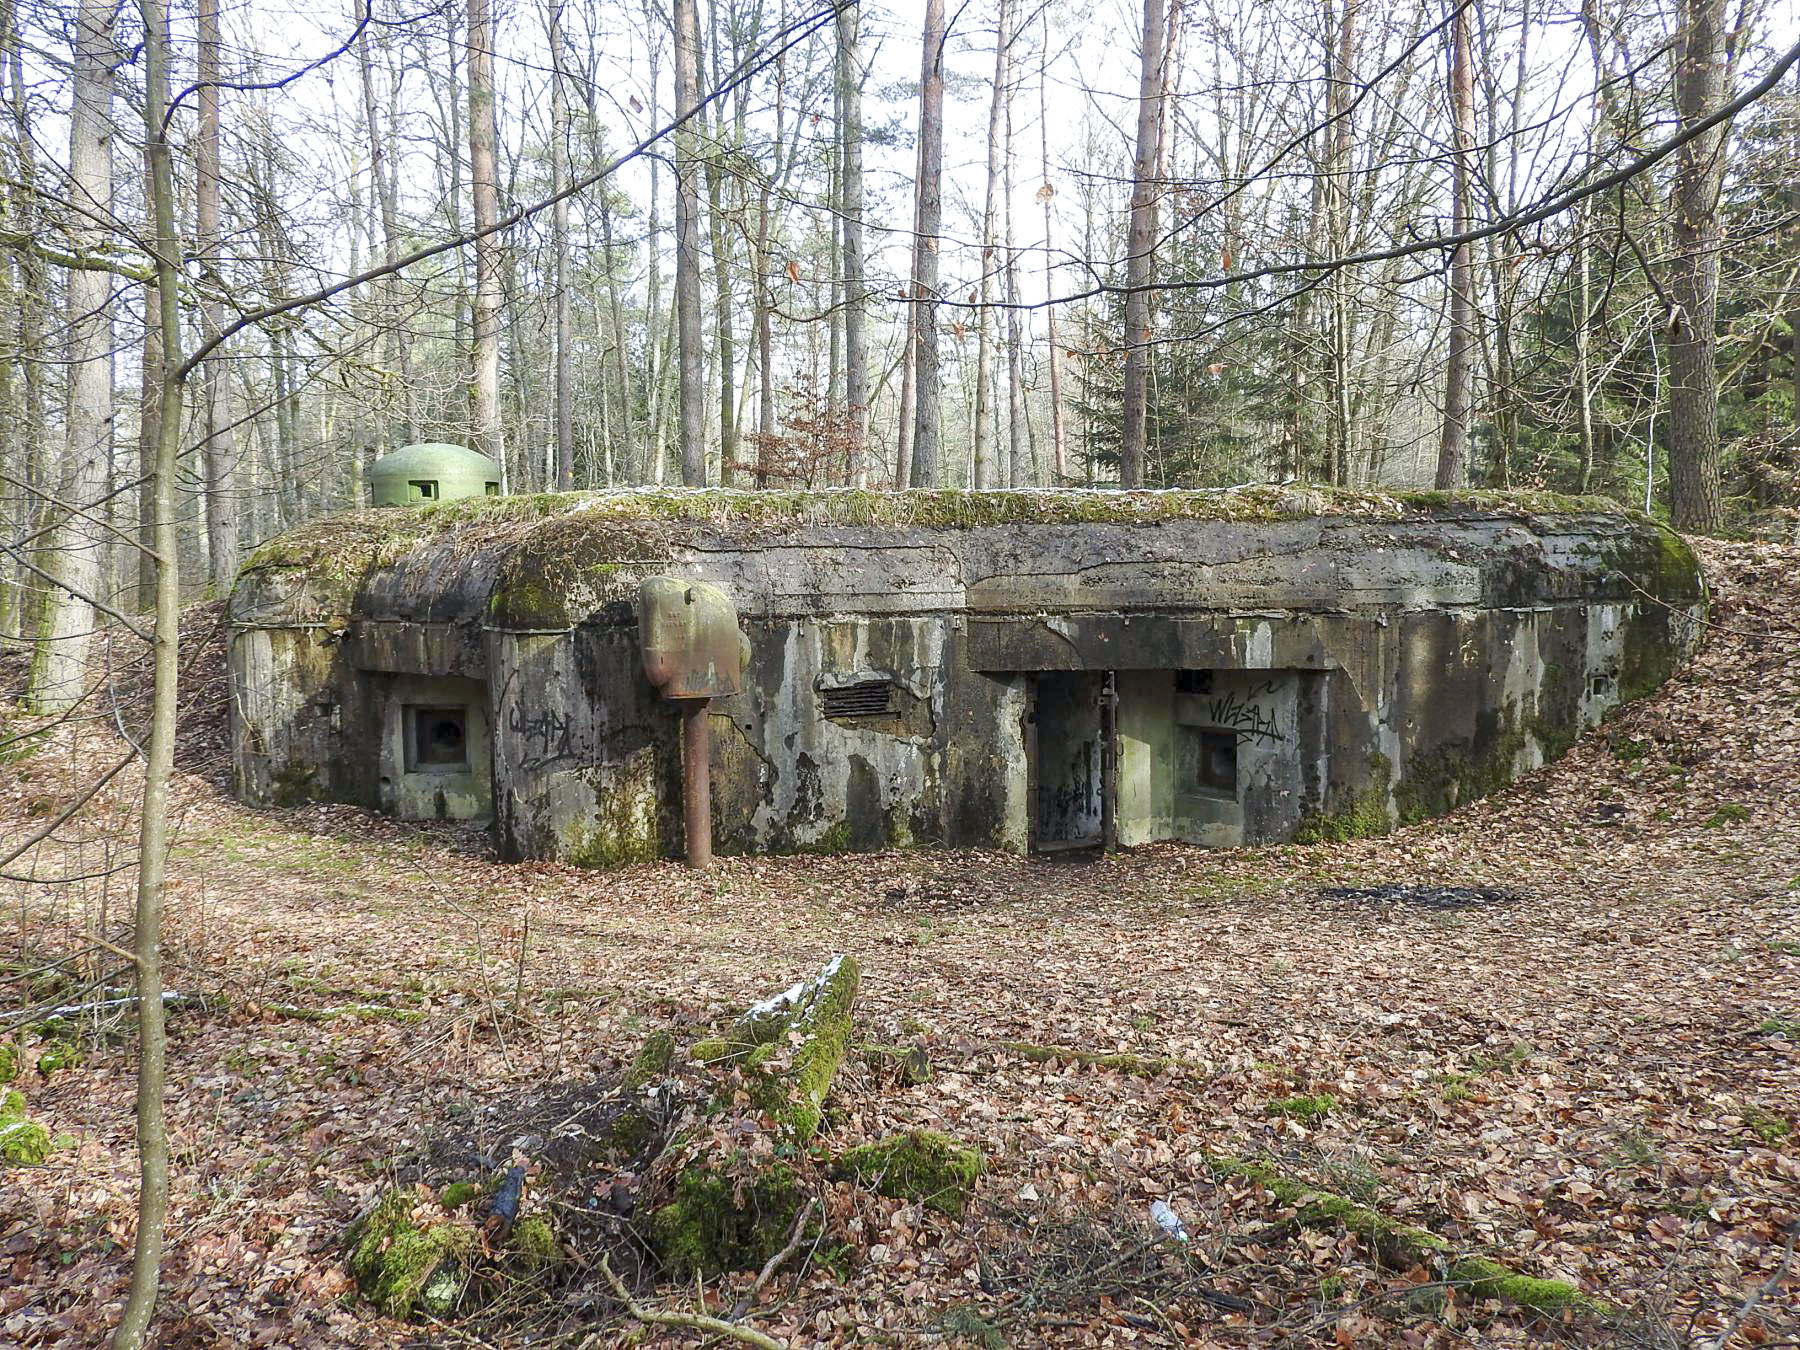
[508,1215,563,1271]
[837,1129,983,1216]
[648,1159,807,1279]
[622,1029,677,1089]
[1,1088,50,1165]
[1265,1093,1336,1121]
[346,1184,477,1318]
[0,1041,18,1084]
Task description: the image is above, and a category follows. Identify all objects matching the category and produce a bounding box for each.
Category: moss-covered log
[1207,1155,1611,1318]
[837,1129,983,1216]
[691,954,860,1141]
[645,958,860,1277]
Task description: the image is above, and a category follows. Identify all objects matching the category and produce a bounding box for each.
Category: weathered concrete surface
[227,488,1706,860]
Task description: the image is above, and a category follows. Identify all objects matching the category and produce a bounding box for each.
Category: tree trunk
[597,185,637,488]
[467,0,504,474]
[1003,51,1029,488]
[548,0,573,489]
[672,0,707,486]
[1433,0,1475,491]
[195,0,238,586]
[358,14,413,444]
[704,1,737,485]
[3,16,46,640]
[111,3,181,1339]
[1120,0,1166,488]
[974,0,1012,489]
[1039,8,1066,484]
[1666,0,1728,532]
[27,0,116,713]
[837,2,868,485]
[135,289,162,610]
[909,0,946,488]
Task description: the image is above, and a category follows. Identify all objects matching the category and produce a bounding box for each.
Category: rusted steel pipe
[681,698,712,870]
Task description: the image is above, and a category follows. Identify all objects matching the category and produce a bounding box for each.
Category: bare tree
[1434,0,1476,490]
[909,0,947,488]
[1121,0,1167,488]
[1039,8,1067,483]
[358,8,414,447]
[468,0,504,473]
[111,2,183,1336]
[27,0,116,712]
[837,1,868,484]
[549,0,573,490]
[1666,0,1731,530]
[974,0,1014,489]
[673,0,707,486]
[197,0,238,583]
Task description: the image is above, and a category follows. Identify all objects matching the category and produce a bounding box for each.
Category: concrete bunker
[226,487,1706,864]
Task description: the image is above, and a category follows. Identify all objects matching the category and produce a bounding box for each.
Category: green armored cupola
[369,442,502,507]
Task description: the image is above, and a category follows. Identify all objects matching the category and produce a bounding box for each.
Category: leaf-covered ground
[1,540,1796,1348]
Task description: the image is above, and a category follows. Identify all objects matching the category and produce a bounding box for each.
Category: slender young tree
[27,0,117,712]
[1120,0,1166,488]
[548,0,573,490]
[909,0,947,488]
[113,3,182,1338]
[357,8,414,446]
[1434,0,1476,490]
[672,0,707,486]
[1039,9,1067,483]
[974,0,1014,489]
[837,1,868,484]
[467,0,504,473]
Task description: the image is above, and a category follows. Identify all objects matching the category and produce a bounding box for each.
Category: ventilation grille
[820,680,896,719]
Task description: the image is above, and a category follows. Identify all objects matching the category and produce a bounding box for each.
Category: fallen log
[1206,1154,1612,1318]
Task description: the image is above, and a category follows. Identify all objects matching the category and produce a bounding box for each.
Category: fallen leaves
[0,541,1796,1345]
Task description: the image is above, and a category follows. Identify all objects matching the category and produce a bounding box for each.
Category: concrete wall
[226,490,1706,863]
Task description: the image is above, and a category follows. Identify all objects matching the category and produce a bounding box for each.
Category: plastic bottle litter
[1149,1198,1190,1243]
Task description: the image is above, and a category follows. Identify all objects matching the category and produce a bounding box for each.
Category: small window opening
[1180,726,1238,797]
[407,705,469,772]
[820,680,895,720]
[485,481,500,496]
[1175,669,1216,696]
[410,479,439,501]
[1589,673,1613,699]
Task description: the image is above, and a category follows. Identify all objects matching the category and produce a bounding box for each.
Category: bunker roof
[232,485,1700,635]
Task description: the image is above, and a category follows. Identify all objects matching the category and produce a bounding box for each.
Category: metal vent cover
[820,680,896,719]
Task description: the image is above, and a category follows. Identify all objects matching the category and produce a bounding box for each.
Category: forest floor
[1,539,1797,1349]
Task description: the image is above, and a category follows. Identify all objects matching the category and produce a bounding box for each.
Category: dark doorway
[1030,672,1105,851]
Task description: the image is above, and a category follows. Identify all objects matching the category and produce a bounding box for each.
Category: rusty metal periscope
[638,576,747,869]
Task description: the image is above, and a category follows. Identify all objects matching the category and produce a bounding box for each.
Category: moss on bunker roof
[240,483,1638,579]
